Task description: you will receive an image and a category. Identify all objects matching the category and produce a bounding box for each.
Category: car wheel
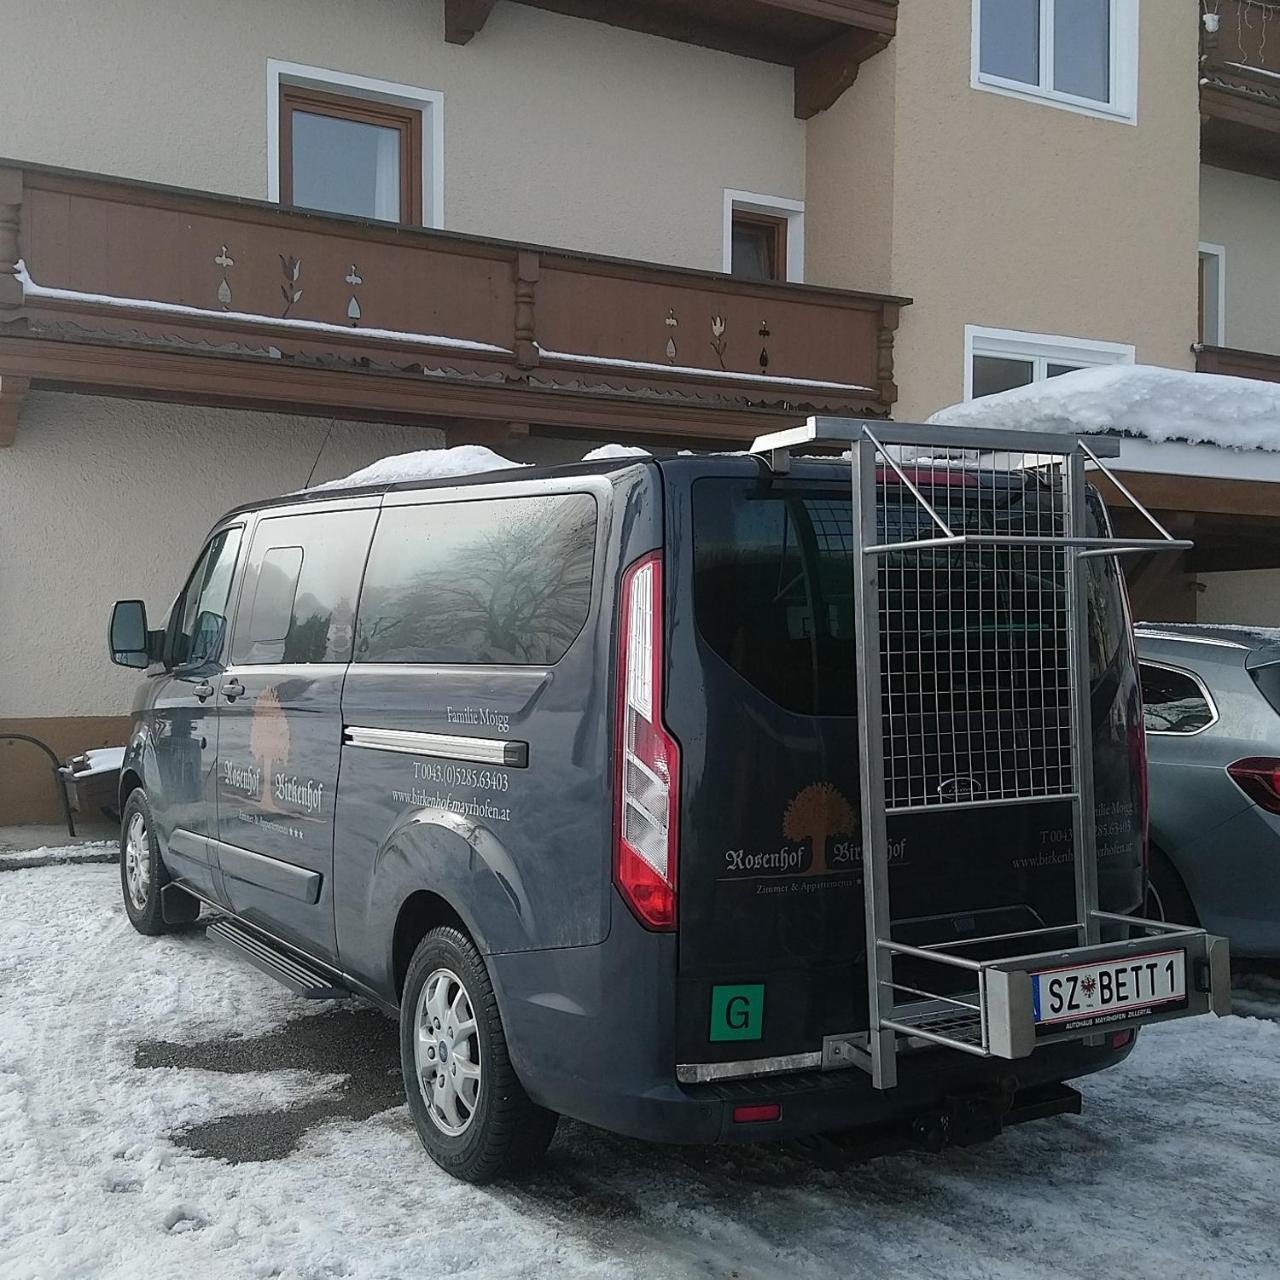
[399,925,557,1184]
[1147,846,1199,927]
[119,789,192,935]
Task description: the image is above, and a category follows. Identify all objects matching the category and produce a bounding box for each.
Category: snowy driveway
[2,860,1279,1280]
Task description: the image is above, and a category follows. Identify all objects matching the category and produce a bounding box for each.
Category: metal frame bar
[851,434,899,1090]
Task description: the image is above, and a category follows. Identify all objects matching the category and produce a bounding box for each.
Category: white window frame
[1198,241,1227,348]
[267,59,445,229]
[722,190,805,284]
[971,0,1140,125]
[964,325,1135,401]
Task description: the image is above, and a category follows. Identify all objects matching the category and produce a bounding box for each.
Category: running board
[205,918,351,1000]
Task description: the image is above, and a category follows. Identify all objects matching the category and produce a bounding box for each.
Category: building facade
[1,0,1265,820]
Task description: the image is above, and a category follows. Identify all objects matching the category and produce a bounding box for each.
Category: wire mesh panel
[873,455,1076,812]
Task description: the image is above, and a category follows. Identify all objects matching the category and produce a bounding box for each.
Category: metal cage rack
[749,418,1231,1091]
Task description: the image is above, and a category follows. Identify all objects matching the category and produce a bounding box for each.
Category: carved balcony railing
[0,161,908,448]
[1201,0,1280,177]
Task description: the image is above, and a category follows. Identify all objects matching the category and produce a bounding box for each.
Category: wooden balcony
[446,0,898,118]
[1196,343,1280,384]
[0,162,908,449]
[1200,0,1280,178]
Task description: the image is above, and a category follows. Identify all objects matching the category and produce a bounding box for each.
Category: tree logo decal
[249,687,290,809]
[783,783,856,876]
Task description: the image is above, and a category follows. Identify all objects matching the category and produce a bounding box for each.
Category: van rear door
[662,461,1143,1076]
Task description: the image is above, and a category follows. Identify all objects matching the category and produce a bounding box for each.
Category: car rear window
[1250,663,1280,719]
[691,477,1126,717]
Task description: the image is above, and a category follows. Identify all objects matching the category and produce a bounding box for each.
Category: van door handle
[193,681,214,702]
[221,678,245,702]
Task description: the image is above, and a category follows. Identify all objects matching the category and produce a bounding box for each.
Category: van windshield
[691,477,1126,718]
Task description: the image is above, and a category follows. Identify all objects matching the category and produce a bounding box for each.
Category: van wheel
[1147,846,1199,927]
[120,789,182,936]
[400,926,557,1183]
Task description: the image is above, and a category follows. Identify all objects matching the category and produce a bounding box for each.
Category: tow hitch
[790,1081,1082,1169]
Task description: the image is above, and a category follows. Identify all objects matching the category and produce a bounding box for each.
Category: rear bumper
[486,915,1142,1147]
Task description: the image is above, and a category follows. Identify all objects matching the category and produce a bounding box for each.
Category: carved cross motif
[345,263,363,325]
[214,244,235,310]
[758,319,771,372]
[665,307,679,364]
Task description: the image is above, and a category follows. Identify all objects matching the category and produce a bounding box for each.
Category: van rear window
[691,478,1126,718]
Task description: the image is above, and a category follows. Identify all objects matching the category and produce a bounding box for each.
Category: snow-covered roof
[310,446,526,491]
[927,365,1280,454]
[581,444,652,461]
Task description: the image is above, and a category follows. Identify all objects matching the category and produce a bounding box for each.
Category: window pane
[233,510,372,665]
[732,218,784,282]
[1054,0,1111,102]
[291,110,402,221]
[357,495,597,665]
[693,481,856,715]
[174,528,243,667]
[1140,664,1215,734]
[972,354,1035,399]
[1047,362,1084,377]
[981,0,1040,85]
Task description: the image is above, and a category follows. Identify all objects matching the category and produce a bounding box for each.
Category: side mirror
[109,600,151,669]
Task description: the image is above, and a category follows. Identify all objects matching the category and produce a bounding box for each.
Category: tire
[1147,846,1199,927]
[399,925,557,1183]
[119,789,192,935]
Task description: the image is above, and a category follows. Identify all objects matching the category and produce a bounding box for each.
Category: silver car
[1137,624,1280,957]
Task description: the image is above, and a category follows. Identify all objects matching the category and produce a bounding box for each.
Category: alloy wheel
[413,967,482,1136]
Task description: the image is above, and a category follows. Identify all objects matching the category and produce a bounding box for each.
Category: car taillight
[1128,719,1149,871]
[1119,579,1149,871]
[1227,757,1280,815]
[614,551,679,930]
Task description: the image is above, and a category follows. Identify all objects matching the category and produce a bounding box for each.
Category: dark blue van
[108,432,1228,1183]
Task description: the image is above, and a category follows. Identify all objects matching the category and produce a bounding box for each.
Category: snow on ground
[308,445,525,492]
[927,365,1280,453]
[3,861,1279,1280]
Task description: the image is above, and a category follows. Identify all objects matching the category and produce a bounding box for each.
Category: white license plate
[1032,950,1187,1029]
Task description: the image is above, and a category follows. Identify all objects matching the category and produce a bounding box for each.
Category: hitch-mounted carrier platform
[748,418,1231,1091]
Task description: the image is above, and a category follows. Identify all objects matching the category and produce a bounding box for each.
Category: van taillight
[614,551,679,931]
[1227,757,1280,814]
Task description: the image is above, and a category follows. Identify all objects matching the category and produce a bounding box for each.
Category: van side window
[1140,663,1216,735]
[171,526,243,668]
[231,510,372,665]
[356,494,597,665]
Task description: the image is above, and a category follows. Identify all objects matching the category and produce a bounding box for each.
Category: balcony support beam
[444,0,496,45]
[794,24,892,120]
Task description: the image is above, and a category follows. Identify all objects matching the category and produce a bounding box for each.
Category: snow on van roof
[581,444,652,461]
[927,365,1280,453]
[310,446,526,491]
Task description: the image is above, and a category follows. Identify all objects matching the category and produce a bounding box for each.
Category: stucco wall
[0,392,586,721]
[2,0,804,272]
[807,0,1202,422]
[1199,164,1280,356]
[1199,569,1280,627]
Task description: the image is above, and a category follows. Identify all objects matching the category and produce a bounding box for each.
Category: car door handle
[221,678,245,702]
[193,680,214,702]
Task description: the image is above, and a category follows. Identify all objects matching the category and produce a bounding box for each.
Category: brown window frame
[279,84,423,225]
[730,210,789,283]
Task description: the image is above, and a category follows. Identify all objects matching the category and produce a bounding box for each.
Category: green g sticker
[710,984,765,1042]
